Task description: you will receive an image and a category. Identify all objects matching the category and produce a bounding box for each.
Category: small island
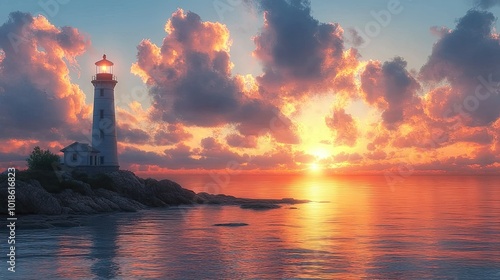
[0,168,308,215]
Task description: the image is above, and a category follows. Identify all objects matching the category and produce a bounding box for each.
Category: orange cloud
[0,12,90,142]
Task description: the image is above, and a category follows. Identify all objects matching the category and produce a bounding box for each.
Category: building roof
[95,54,114,66]
[60,142,100,153]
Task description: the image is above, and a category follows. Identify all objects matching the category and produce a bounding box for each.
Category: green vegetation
[26,146,60,171]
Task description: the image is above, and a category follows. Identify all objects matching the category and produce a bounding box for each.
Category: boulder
[1,180,63,215]
[145,178,197,205]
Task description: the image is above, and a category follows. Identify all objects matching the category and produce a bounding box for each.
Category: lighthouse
[60,54,119,174]
[90,54,119,170]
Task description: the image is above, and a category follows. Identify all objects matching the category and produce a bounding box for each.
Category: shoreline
[0,170,309,224]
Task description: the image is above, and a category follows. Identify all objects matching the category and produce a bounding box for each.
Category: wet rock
[240,203,281,210]
[213,223,249,227]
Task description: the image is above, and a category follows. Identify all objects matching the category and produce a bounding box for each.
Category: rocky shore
[0,170,308,217]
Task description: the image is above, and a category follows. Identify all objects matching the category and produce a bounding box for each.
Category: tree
[26,146,60,171]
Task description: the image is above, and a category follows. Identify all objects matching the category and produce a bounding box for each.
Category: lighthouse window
[72,153,77,161]
[100,89,104,96]
[100,129,104,139]
[100,110,104,119]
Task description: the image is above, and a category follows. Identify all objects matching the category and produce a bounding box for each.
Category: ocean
[3,175,500,279]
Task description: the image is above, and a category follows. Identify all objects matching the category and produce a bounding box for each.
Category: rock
[240,203,282,210]
[56,171,73,181]
[55,190,99,214]
[62,179,94,196]
[106,171,161,207]
[0,169,309,218]
[93,189,146,212]
[3,180,63,215]
[146,178,197,205]
[213,223,249,227]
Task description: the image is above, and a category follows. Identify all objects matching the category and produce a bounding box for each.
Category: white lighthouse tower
[91,54,119,170]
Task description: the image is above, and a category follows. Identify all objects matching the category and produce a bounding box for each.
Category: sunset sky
[1,0,500,175]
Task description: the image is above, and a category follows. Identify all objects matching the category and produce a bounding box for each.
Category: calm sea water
[2,175,500,279]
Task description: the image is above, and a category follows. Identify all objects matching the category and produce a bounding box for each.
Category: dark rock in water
[240,203,281,210]
[213,223,249,227]
[289,207,298,209]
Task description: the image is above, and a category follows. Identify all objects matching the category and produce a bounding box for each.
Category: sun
[309,162,321,172]
[310,147,331,160]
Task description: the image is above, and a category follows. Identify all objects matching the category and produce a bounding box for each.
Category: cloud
[361,57,419,128]
[117,125,150,145]
[452,127,494,144]
[345,28,365,47]
[325,108,358,146]
[474,0,500,9]
[0,12,90,141]
[365,150,387,161]
[332,152,362,163]
[131,9,298,143]
[120,140,243,171]
[226,134,258,148]
[153,123,192,146]
[119,137,308,171]
[420,10,500,126]
[252,0,359,100]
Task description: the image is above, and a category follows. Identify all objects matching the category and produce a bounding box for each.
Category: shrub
[26,146,60,171]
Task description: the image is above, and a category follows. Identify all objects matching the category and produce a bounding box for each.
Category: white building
[61,142,100,167]
[61,54,119,173]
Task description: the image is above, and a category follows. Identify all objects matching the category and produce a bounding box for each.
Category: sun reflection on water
[13,175,500,279]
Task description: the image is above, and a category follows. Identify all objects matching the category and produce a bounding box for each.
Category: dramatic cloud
[253,0,359,100]
[420,10,500,126]
[325,108,358,146]
[131,9,298,143]
[117,124,150,145]
[0,12,90,140]
[226,134,258,148]
[361,57,419,128]
[3,5,500,174]
[153,124,192,146]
